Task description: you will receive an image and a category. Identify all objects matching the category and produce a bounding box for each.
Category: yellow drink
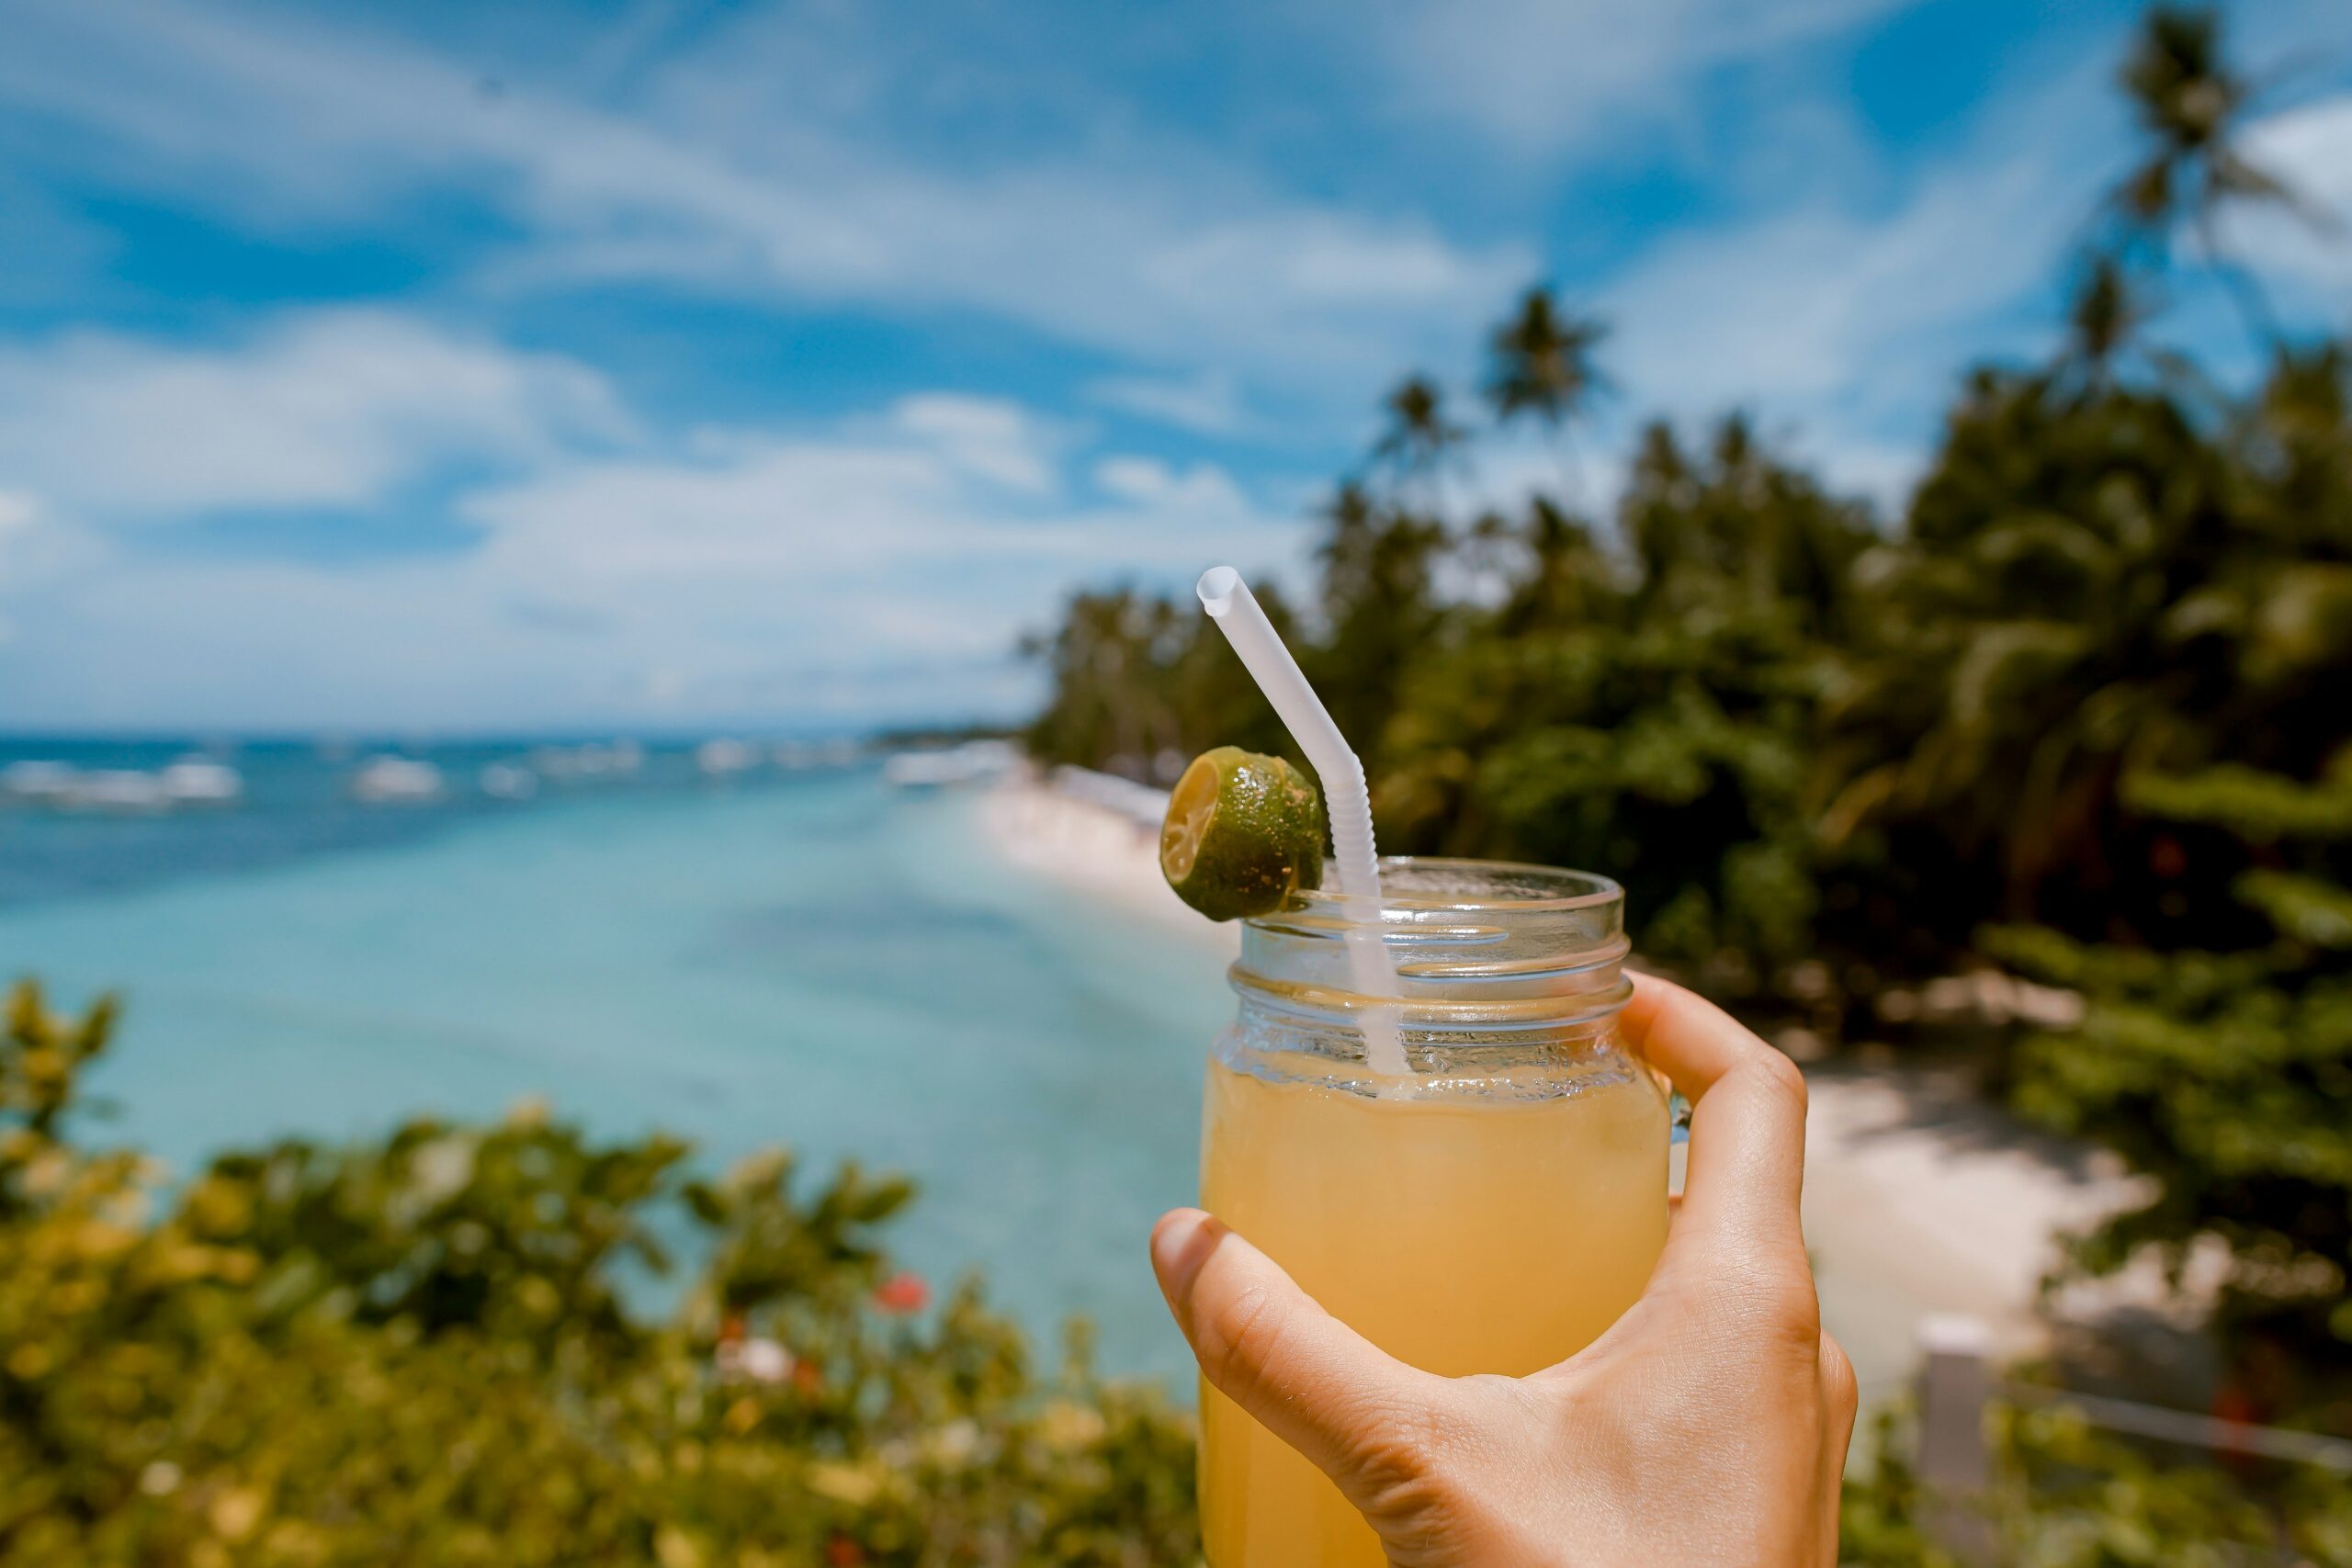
[1199,1055,1668,1566]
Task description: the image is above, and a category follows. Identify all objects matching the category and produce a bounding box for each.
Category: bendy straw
[1196,566,1408,1076]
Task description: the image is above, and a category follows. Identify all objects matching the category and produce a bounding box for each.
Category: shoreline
[971,763,1239,953]
[969,763,2148,1411]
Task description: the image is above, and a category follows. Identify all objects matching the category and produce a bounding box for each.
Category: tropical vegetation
[1032,0,2352,1551]
[4,4,2345,1562]
[0,982,1196,1566]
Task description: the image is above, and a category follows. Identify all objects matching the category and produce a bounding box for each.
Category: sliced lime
[1159,747,1327,921]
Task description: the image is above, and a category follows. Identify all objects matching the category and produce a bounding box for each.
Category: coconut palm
[1817,346,2350,947]
[1485,288,1608,433]
[1310,481,1449,748]
[2063,255,2144,388]
[1494,496,1620,635]
[1370,374,1463,487]
[1619,415,1869,639]
[2110,6,2301,341]
[1020,588,1170,774]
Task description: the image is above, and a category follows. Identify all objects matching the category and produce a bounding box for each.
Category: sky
[2,0,2347,734]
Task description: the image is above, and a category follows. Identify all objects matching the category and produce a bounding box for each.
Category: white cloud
[888,395,1061,496]
[0,378,1313,728]
[0,295,1312,727]
[459,408,1283,602]
[1588,78,2352,495]
[0,310,628,523]
[1089,457,1255,513]
[1567,43,2122,501]
[1350,0,1913,152]
[2234,94,2352,303]
[0,489,110,594]
[1092,457,1177,503]
[0,491,38,536]
[1602,154,2068,417]
[0,0,1528,392]
[1086,370,1249,436]
[2256,96,2352,215]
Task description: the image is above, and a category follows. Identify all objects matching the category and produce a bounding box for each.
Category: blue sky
[2,0,2346,733]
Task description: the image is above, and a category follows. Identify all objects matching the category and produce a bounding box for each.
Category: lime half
[1159,747,1327,921]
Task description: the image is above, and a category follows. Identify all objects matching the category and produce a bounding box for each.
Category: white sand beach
[974,767,1237,951]
[974,765,2147,1411]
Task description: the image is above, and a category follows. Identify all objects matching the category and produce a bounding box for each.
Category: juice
[1199,1051,1669,1567]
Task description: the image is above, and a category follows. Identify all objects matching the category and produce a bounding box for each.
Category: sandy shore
[1798,1066,2146,1409]
[973,765,1234,952]
[972,766,2144,1410]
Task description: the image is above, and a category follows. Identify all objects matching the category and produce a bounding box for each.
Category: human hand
[1151,973,1857,1567]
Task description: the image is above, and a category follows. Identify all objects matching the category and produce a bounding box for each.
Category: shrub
[0,980,1199,1567]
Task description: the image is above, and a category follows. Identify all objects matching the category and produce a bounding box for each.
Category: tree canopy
[1023,0,2352,1443]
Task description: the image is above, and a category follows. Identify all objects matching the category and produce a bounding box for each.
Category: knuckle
[1710,1257,1823,1352]
[1194,1280,1286,1393]
[1742,1047,1809,1116]
[1820,1335,1860,1424]
[1345,1396,1467,1521]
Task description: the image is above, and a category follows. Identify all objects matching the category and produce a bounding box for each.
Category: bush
[1989,750,2352,1425]
[1839,1402,2352,1567]
[0,981,1199,1567]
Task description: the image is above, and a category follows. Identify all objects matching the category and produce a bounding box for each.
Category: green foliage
[0,980,1199,1566]
[1816,346,2350,957]
[1837,1410,1958,1568]
[1020,6,2352,1533]
[1023,584,1302,784]
[1840,1403,2352,1567]
[1384,416,1864,975]
[1485,287,1608,433]
[0,981,116,1160]
[2123,757,2352,841]
[1025,406,1867,976]
[1990,750,2352,1416]
[1307,482,1454,754]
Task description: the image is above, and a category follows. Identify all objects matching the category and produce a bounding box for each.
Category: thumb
[1150,1208,1438,1489]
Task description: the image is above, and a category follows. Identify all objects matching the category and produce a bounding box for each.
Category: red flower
[825,1535,865,1566]
[872,1271,930,1314]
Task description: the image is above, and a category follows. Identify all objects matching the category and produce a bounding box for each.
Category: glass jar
[1198,858,1669,1568]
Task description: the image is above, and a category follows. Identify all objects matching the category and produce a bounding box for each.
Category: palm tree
[2110,6,2300,342]
[1815,341,2352,946]
[1371,375,1463,487]
[1485,289,1608,433]
[1472,497,1619,636]
[1312,481,1447,748]
[1020,588,1173,773]
[2064,255,2143,388]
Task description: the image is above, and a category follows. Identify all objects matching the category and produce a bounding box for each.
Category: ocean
[0,739,1219,1383]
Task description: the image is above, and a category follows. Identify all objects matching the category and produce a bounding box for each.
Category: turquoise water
[1,762,1222,1382]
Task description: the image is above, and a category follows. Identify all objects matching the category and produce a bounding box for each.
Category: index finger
[1620,971,1809,1255]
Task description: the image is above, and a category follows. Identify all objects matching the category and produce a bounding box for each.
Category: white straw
[1197,566,1408,1077]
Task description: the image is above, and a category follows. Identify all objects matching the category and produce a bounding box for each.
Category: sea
[0,737,1221,1384]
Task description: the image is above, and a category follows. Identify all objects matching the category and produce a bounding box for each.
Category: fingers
[1621,969,1784,1100]
[1622,973,1809,1258]
[1814,1333,1860,1564]
[1817,1332,1860,1450]
[1151,1208,1435,1484]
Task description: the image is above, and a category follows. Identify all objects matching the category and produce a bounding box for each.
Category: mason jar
[1197,858,1669,1568]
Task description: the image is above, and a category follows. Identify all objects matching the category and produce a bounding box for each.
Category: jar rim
[1261,856,1623,922]
[1233,856,1629,1040]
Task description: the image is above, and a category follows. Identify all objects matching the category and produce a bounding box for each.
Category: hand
[1150,973,1858,1567]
